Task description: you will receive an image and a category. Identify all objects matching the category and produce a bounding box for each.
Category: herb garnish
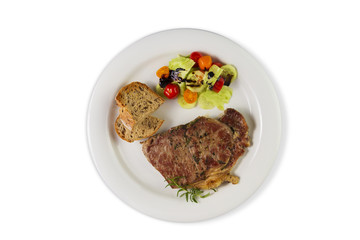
[165,176,217,203]
[192,155,200,164]
[185,137,191,146]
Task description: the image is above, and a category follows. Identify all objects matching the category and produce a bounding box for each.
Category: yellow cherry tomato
[198,56,212,70]
[183,89,198,104]
[156,66,170,79]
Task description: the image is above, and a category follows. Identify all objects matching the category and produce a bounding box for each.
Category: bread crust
[118,107,135,130]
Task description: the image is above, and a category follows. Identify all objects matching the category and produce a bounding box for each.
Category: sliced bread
[115,82,165,130]
[115,114,164,143]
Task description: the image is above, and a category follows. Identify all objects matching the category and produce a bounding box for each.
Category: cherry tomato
[212,62,223,68]
[156,66,170,79]
[190,51,202,63]
[198,56,212,70]
[164,83,180,99]
[212,77,224,93]
[183,89,198,104]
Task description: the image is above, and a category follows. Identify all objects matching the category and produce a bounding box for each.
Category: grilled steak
[141,108,250,189]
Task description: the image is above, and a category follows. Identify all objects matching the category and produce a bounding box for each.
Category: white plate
[87,29,281,222]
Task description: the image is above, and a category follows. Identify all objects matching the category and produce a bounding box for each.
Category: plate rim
[86,28,282,222]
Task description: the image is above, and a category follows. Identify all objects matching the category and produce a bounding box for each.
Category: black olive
[208,72,214,79]
[159,78,172,88]
[175,68,185,72]
[224,74,233,86]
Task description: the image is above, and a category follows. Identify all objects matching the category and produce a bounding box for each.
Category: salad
[155,52,238,110]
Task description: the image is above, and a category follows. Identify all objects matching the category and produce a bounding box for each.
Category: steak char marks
[141,108,250,189]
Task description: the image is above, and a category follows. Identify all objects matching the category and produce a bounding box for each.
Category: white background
[1,0,359,239]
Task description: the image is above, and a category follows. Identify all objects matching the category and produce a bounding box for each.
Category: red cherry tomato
[190,51,202,63]
[212,62,223,68]
[164,83,180,99]
[212,77,224,93]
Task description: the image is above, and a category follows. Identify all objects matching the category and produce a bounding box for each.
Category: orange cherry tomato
[183,89,198,104]
[156,66,170,79]
[198,56,212,70]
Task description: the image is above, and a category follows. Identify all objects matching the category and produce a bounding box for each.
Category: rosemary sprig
[165,176,217,203]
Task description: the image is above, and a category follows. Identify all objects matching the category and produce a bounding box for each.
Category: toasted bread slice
[115,114,164,143]
[115,82,165,130]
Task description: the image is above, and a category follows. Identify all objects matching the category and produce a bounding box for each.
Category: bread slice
[115,114,164,143]
[115,82,165,130]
